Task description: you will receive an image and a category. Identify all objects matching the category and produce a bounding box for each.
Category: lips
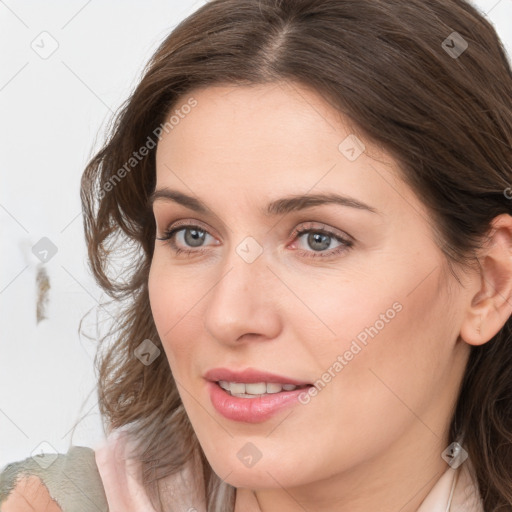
[204,368,313,423]
[203,368,312,386]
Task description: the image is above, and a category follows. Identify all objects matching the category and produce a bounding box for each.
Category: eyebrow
[148,188,379,216]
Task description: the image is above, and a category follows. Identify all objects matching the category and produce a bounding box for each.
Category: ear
[460,213,512,346]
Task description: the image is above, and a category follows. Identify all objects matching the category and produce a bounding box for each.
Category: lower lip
[207,381,309,423]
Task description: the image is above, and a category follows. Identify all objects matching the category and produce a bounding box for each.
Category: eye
[155,220,354,259]
[155,220,217,257]
[288,222,353,259]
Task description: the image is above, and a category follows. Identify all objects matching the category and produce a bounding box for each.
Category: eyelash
[155,221,354,259]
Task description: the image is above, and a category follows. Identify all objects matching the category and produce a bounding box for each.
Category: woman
[1,0,511,510]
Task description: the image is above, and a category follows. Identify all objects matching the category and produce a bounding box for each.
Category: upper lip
[204,367,312,386]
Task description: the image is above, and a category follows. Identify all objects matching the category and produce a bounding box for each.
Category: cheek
[283,270,406,365]
[148,257,206,370]
[310,265,453,429]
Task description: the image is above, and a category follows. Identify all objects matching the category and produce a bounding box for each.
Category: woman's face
[148,82,472,496]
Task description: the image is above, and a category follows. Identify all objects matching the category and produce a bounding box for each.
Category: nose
[202,246,282,346]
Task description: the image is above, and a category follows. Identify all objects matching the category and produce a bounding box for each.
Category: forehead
[156,82,369,180]
[153,82,428,224]
[156,82,353,164]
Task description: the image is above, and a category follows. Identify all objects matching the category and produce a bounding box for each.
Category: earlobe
[459,213,512,347]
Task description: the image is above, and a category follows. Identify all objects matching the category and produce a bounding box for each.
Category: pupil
[309,232,330,251]
[185,228,205,247]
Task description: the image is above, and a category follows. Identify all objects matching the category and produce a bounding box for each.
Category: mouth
[216,380,311,398]
[204,368,314,423]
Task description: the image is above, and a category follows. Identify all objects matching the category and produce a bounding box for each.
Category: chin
[220,466,296,490]
[203,450,307,490]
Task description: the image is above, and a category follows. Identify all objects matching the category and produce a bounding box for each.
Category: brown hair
[80,0,512,510]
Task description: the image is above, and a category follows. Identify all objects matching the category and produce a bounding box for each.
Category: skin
[148,81,512,512]
[2,476,62,512]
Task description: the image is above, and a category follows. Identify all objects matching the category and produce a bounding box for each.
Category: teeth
[230,382,246,394]
[218,380,230,391]
[217,381,300,397]
[245,382,267,394]
[266,382,283,394]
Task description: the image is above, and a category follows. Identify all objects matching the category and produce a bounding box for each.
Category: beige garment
[0,429,485,511]
[0,446,108,512]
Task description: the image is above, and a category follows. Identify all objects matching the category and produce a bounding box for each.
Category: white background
[1,0,511,468]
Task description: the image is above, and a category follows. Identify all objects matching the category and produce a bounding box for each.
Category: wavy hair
[80,0,512,510]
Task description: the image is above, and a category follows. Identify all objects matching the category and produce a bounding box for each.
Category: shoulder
[0,445,108,512]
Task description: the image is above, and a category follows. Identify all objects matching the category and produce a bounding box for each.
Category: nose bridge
[203,236,280,344]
